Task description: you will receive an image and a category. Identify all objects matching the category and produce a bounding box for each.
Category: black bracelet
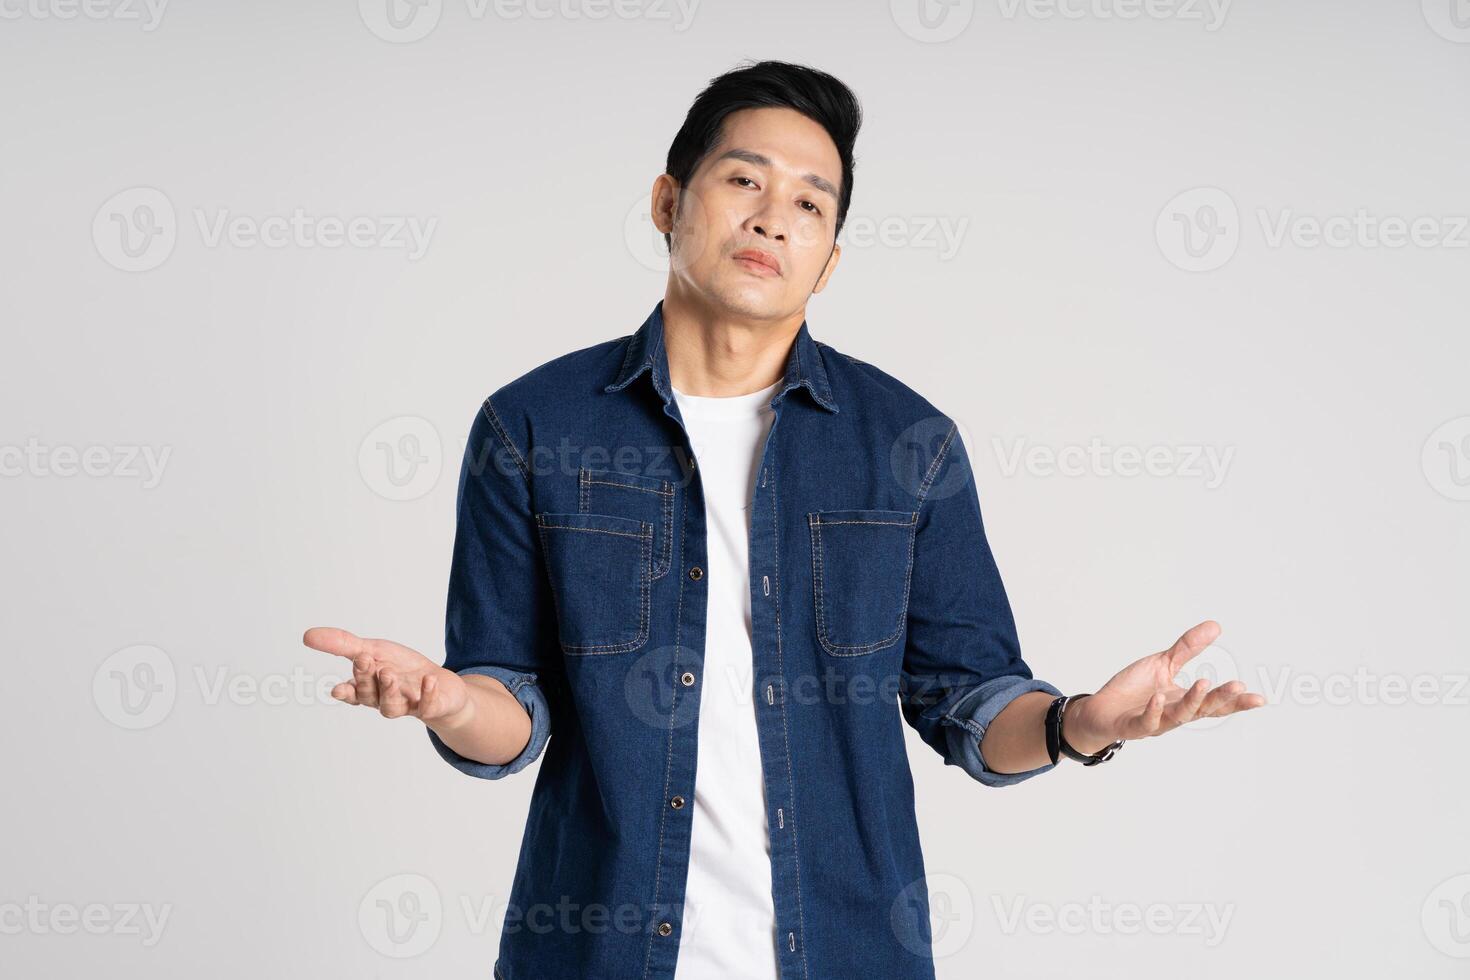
[1044,694,1066,766]
[1047,693,1125,767]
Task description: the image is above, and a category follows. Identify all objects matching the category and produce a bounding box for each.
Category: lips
[732,248,781,276]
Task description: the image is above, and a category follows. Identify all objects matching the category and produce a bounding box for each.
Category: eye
[732,176,757,188]
[799,201,822,215]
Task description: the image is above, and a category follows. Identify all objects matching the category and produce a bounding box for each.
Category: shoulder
[475,334,632,448]
[817,339,970,495]
[817,339,954,430]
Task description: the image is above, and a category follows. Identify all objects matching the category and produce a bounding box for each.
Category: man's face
[657,106,843,320]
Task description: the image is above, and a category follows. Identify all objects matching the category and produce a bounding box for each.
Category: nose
[747,200,786,242]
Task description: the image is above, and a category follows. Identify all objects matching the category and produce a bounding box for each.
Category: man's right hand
[302,626,469,725]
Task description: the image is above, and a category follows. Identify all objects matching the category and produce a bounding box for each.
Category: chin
[701,278,784,318]
[721,294,784,321]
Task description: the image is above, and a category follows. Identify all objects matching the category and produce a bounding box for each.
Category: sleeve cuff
[942,675,1064,787]
[426,665,550,780]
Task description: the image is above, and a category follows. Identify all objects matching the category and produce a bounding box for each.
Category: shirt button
[658,921,673,936]
[670,795,685,809]
[688,566,703,581]
[680,671,695,686]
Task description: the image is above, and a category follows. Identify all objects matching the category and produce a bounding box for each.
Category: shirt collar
[603,299,839,413]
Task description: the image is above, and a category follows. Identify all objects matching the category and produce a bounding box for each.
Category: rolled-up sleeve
[426,393,556,779]
[898,419,1063,787]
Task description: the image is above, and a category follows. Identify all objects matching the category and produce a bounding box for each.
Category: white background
[2,1,1467,977]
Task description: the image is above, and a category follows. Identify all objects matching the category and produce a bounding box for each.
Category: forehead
[703,107,842,186]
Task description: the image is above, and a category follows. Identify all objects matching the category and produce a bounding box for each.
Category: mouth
[732,249,781,277]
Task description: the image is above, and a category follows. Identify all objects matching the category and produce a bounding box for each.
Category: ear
[650,174,680,235]
[811,240,841,294]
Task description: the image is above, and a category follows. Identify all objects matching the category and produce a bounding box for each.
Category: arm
[424,394,555,778]
[303,394,556,779]
[299,628,534,768]
[899,422,1266,781]
[897,419,1062,787]
[977,690,1117,775]
[428,673,533,767]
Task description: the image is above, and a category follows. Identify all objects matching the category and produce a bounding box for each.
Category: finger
[353,655,380,706]
[1203,691,1267,718]
[1154,684,1193,706]
[1164,620,1221,674]
[1196,680,1245,717]
[1162,677,1211,727]
[330,681,361,705]
[1122,691,1167,738]
[378,668,409,719]
[414,672,436,719]
[303,626,370,659]
[402,672,425,715]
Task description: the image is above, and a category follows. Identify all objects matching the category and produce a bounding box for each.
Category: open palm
[1065,620,1266,748]
[302,626,466,723]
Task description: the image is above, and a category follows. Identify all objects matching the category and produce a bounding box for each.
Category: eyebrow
[713,148,839,204]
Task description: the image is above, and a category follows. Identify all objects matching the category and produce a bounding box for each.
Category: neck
[661,285,801,397]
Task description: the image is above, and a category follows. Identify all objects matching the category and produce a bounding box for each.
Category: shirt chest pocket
[578,467,674,581]
[535,512,652,655]
[807,509,918,657]
[532,468,675,657]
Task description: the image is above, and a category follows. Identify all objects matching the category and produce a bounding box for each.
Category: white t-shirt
[669,378,782,980]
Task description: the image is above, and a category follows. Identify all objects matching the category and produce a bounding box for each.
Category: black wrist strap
[1046,693,1124,767]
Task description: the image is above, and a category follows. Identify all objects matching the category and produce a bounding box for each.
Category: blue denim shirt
[429,299,1062,980]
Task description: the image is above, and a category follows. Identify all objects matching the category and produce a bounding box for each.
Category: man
[304,60,1265,980]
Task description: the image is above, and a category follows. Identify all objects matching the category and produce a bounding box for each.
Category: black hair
[662,59,862,253]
